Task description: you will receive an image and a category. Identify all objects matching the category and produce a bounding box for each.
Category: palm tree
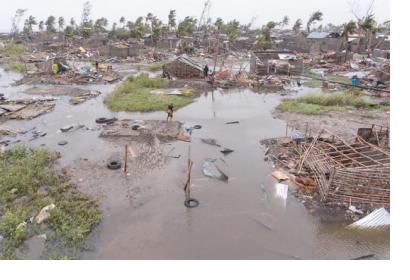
[45,16,56,33]
[292,19,302,33]
[360,14,377,53]
[27,16,37,31]
[58,17,65,32]
[214,18,224,32]
[168,10,176,31]
[119,16,125,28]
[38,20,44,32]
[306,10,323,33]
[340,20,356,61]
[281,16,289,29]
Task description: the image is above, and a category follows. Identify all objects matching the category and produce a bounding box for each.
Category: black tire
[193,125,202,129]
[105,118,117,125]
[131,124,140,130]
[107,160,121,170]
[96,117,117,124]
[184,198,199,208]
[96,117,107,124]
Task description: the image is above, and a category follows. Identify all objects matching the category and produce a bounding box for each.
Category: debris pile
[99,119,189,143]
[261,127,390,218]
[0,98,55,121]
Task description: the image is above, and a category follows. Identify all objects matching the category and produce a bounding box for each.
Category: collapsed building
[300,129,390,207]
[163,54,203,79]
[250,50,303,75]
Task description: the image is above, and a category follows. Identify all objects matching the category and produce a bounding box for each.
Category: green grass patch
[105,73,198,112]
[0,146,101,259]
[277,91,374,115]
[148,62,164,72]
[4,63,36,73]
[0,43,27,58]
[303,71,351,88]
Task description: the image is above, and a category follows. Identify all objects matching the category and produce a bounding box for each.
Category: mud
[273,109,390,139]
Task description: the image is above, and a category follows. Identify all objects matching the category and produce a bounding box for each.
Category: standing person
[167,104,174,121]
[203,64,209,77]
[95,60,99,73]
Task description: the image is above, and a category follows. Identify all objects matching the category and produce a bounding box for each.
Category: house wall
[250,51,303,75]
[164,60,202,79]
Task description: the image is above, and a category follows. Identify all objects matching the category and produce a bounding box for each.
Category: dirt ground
[272,109,390,139]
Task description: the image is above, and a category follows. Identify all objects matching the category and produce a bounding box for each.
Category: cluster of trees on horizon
[9,1,389,49]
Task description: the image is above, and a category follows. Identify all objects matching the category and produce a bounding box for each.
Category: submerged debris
[100,119,187,143]
[0,98,56,121]
[347,208,390,230]
[201,138,221,147]
[202,159,229,182]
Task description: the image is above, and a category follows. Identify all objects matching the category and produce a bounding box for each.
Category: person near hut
[166,104,174,121]
[203,64,209,77]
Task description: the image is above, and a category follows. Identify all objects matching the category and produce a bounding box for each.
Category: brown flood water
[0,68,389,259]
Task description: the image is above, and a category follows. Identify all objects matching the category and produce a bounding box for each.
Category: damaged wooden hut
[163,54,203,79]
[250,50,303,76]
[300,130,390,207]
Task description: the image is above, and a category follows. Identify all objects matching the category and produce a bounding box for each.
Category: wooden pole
[124,144,128,173]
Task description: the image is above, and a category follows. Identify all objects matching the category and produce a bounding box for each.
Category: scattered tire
[193,125,202,129]
[131,124,140,130]
[220,148,234,154]
[96,117,117,124]
[58,140,68,146]
[107,160,121,170]
[105,118,117,125]
[96,117,107,124]
[184,198,199,208]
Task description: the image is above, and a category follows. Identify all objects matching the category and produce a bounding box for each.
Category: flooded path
[0,68,389,259]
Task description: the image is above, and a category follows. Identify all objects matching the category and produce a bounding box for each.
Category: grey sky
[0,0,390,32]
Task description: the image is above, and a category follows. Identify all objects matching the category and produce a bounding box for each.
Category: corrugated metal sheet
[177,54,203,71]
[307,32,330,39]
[347,208,390,230]
[274,183,288,206]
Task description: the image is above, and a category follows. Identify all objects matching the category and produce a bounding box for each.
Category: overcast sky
[0,0,390,32]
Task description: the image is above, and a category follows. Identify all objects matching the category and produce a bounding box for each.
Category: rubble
[35,204,56,224]
[99,119,188,143]
[261,126,390,216]
[0,98,55,121]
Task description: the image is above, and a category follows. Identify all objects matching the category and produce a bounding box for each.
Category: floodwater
[0,68,389,259]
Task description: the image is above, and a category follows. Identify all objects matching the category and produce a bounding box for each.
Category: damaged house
[306,31,343,53]
[250,50,303,75]
[163,54,203,79]
[300,130,390,207]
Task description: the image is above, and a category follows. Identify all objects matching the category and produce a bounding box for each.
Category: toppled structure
[13,56,121,85]
[99,119,189,142]
[25,86,102,105]
[300,130,389,207]
[250,50,303,76]
[163,54,203,79]
[0,99,55,121]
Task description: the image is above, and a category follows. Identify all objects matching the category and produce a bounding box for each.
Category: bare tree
[10,9,27,36]
[349,0,376,52]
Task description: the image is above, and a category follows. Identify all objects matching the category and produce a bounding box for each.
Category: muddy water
[0,68,389,259]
